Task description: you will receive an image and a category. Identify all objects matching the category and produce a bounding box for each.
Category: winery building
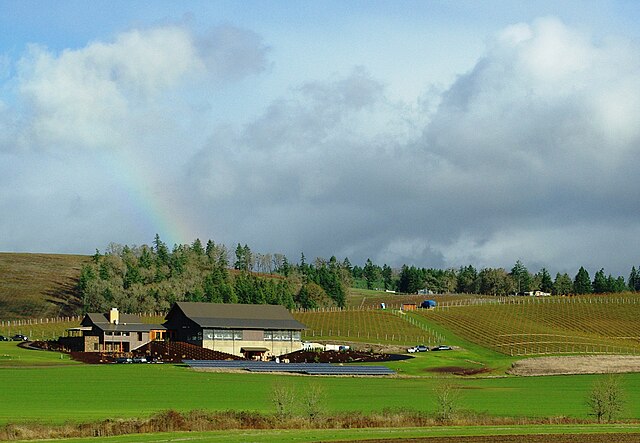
[75,308,166,352]
[164,302,306,359]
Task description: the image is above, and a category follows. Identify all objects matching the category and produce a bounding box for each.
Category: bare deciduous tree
[302,383,325,421]
[587,375,625,423]
[271,381,296,420]
[434,382,459,421]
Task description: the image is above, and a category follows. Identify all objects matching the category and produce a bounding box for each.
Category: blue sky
[2,1,640,277]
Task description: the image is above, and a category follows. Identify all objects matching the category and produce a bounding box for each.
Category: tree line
[78,235,349,314]
[362,259,633,296]
[79,235,640,314]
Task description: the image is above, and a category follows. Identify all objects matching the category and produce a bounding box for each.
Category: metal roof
[94,323,166,332]
[82,312,165,332]
[171,302,306,330]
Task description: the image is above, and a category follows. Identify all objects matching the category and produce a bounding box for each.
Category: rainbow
[104,148,197,247]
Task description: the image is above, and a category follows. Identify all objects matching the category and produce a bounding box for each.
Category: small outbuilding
[401,303,417,311]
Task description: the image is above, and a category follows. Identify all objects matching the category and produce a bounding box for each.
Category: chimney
[109,308,119,325]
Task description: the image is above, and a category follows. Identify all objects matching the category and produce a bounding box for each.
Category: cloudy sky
[2,1,640,276]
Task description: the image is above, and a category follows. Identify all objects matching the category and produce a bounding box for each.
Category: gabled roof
[82,312,165,332]
[84,312,144,325]
[168,302,306,330]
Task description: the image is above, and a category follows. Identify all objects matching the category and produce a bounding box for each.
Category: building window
[265,330,297,341]
[213,329,242,340]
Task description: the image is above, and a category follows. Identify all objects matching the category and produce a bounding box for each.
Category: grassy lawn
[2,348,640,425]
[18,424,640,443]
[0,342,78,367]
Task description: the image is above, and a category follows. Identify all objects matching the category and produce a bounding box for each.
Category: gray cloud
[2,17,640,277]
[187,18,640,275]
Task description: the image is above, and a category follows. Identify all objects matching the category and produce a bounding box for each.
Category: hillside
[0,252,89,320]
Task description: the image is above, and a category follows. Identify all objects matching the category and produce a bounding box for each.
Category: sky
[1,1,640,277]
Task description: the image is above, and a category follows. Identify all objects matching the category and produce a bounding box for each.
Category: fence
[0,312,166,329]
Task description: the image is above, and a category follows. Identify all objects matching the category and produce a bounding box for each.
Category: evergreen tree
[612,276,627,293]
[382,264,393,290]
[629,267,640,291]
[456,265,478,294]
[574,267,592,294]
[510,260,531,294]
[191,238,204,256]
[553,272,573,295]
[363,258,379,290]
[535,268,553,293]
[153,234,169,267]
[592,268,608,293]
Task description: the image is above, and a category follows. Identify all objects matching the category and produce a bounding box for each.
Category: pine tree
[539,268,553,293]
[382,264,393,290]
[510,260,531,294]
[629,267,639,291]
[574,267,592,294]
[592,268,608,293]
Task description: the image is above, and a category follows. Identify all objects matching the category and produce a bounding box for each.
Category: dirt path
[508,355,640,376]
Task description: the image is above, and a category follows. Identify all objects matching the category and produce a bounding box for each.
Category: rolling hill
[0,252,89,320]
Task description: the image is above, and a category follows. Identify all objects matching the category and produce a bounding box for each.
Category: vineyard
[292,309,444,345]
[419,294,640,356]
[347,288,489,309]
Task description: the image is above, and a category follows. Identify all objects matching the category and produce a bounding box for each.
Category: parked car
[416,345,429,352]
[407,346,418,353]
[0,335,9,341]
[132,357,148,363]
[431,345,452,351]
[115,357,133,364]
[11,334,28,341]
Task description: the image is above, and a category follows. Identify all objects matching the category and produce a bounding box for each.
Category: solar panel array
[183,360,396,375]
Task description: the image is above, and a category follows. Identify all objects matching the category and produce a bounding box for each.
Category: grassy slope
[0,253,89,320]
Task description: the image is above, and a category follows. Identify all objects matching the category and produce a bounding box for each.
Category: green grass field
[1,342,640,426]
[3,254,640,441]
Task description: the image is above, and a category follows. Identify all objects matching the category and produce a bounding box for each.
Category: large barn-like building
[164,302,306,359]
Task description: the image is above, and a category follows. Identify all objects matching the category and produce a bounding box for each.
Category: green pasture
[22,425,640,443]
[0,342,77,367]
[1,342,640,425]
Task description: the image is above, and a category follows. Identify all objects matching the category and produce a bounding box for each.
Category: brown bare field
[0,253,89,320]
[509,355,640,376]
[340,434,640,443]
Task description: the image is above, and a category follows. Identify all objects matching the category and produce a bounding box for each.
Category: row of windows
[194,329,302,341]
[208,330,243,340]
[264,330,301,341]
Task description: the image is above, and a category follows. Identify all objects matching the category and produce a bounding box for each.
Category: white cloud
[2,16,640,276]
[5,23,268,152]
